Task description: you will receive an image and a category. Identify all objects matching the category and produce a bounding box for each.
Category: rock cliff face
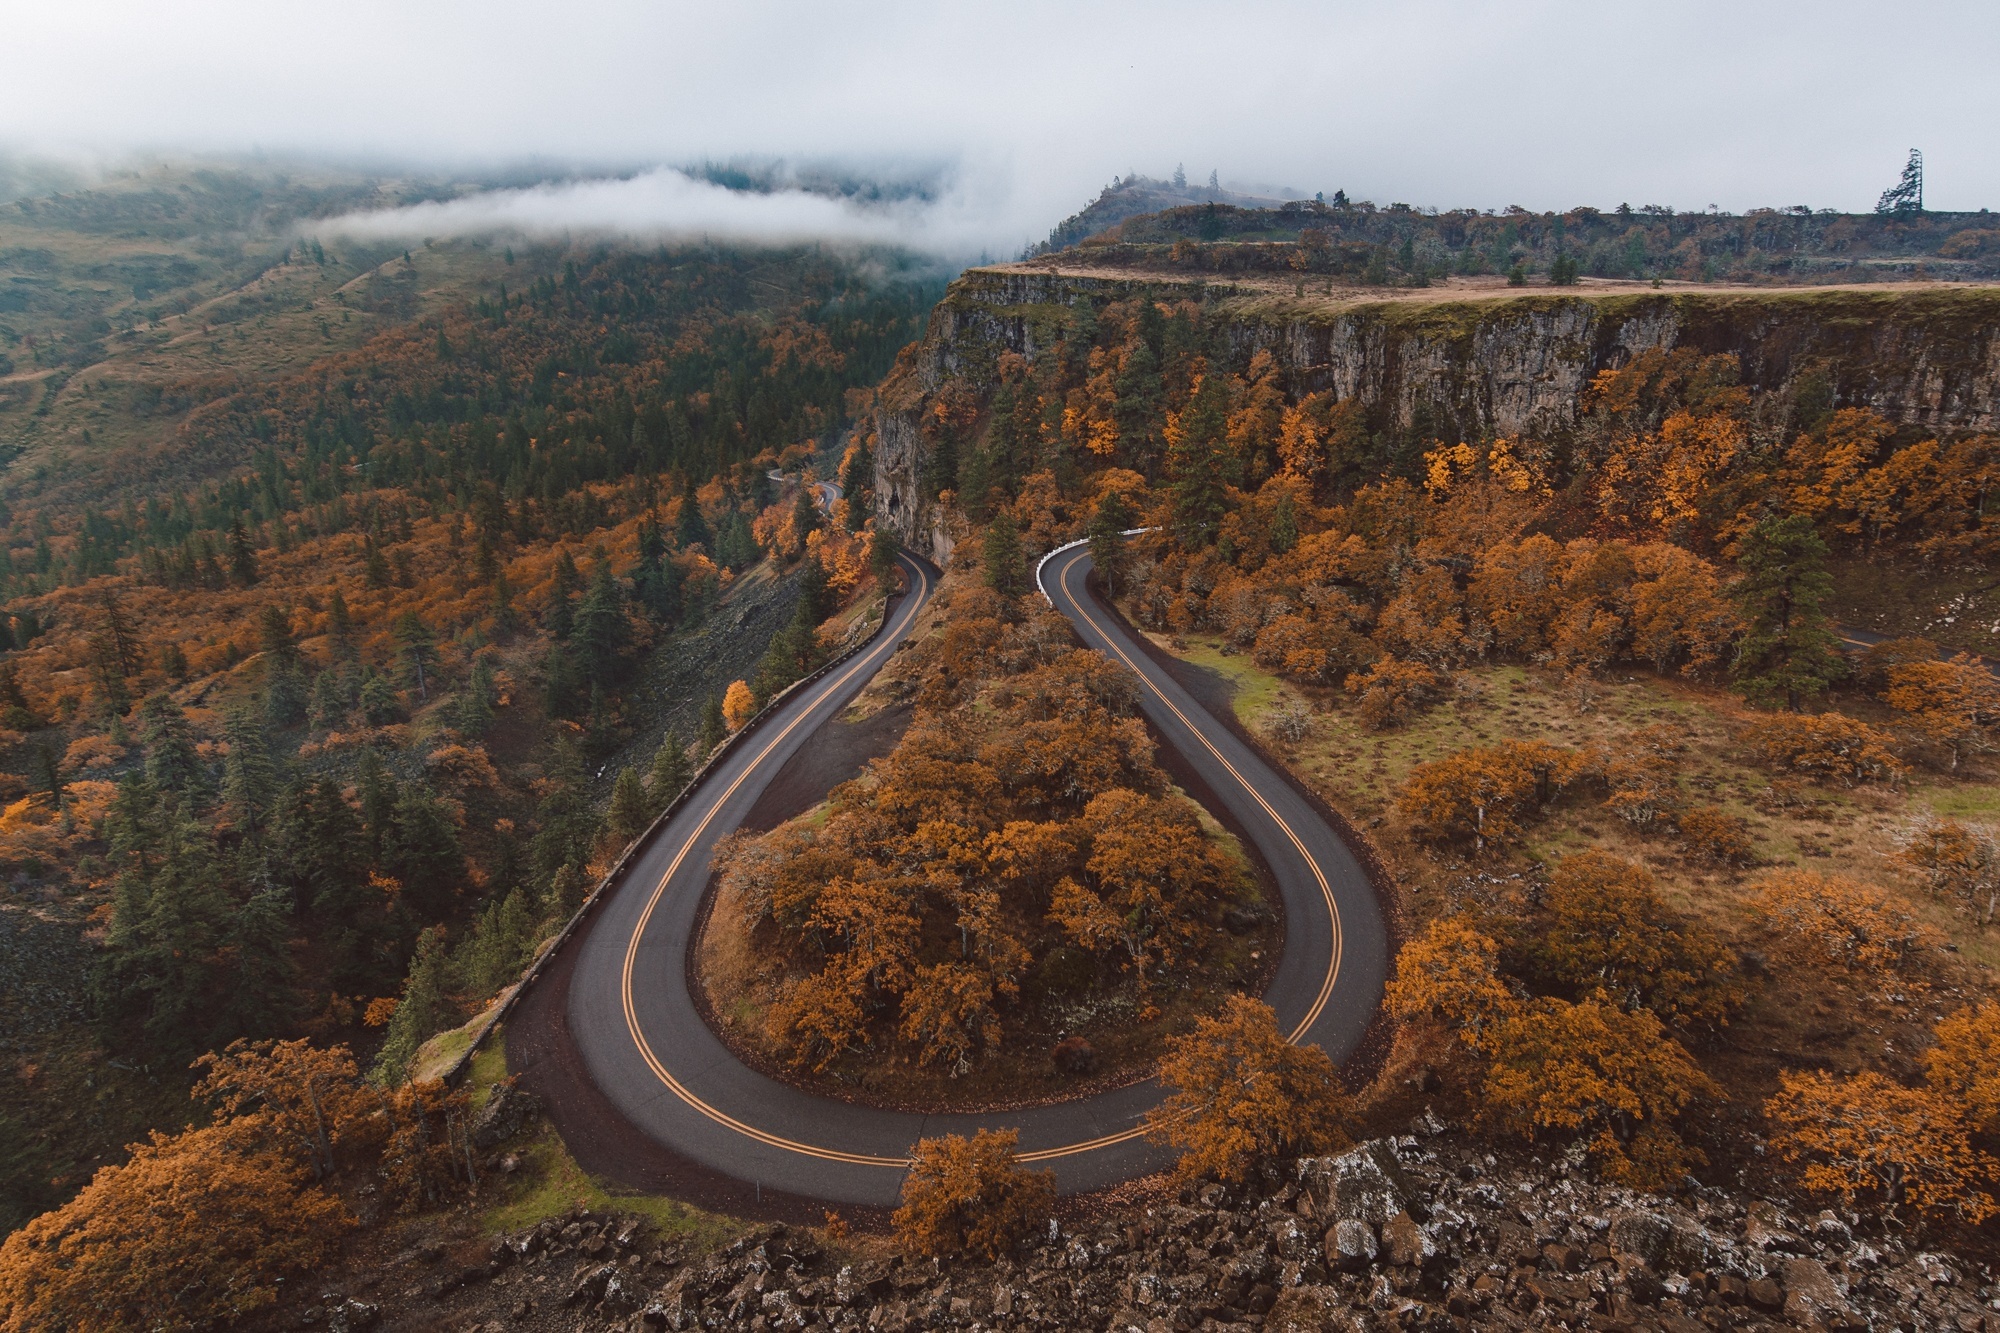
[280,1122,1999,1332]
[874,269,2000,563]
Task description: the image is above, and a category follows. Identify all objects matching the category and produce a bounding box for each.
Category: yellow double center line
[617,545,1343,1171]
[1053,551,1344,1045]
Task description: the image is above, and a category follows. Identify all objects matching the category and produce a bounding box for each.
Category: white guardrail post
[1033,528,1157,607]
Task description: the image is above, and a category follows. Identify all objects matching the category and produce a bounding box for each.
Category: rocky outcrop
[294,1125,2000,1332]
[874,268,2000,563]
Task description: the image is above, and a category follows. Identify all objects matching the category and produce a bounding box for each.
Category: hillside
[1034,184,2000,284]
[0,161,943,1240]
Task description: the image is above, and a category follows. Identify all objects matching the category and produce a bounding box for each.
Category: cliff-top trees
[892,1129,1054,1260]
[1767,1001,2000,1223]
[1147,995,1353,1185]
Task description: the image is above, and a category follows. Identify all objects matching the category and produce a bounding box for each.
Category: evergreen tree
[545,551,580,640]
[715,511,758,570]
[96,590,145,677]
[455,655,497,736]
[326,589,355,660]
[307,668,347,731]
[358,670,403,726]
[796,556,834,627]
[371,926,454,1085]
[869,529,898,585]
[458,888,537,1000]
[226,517,259,587]
[607,767,650,846]
[792,482,823,546]
[697,694,726,757]
[571,561,630,686]
[1086,491,1134,596]
[1731,514,1845,710]
[982,513,1029,597]
[393,610,435,700]
[1166,375,1233,548]
[675,482,713,552]
[648,727,691,807]
[529,741,598,883]
[220,707,279,837]
[264,664,309,729]
[356,750,399,862]
[1270,490,1299,553]
[840,443,872,530]
[139,693,205,797]
[257,604,298,668]
[221,883,301,1039]
[386,784,464,921]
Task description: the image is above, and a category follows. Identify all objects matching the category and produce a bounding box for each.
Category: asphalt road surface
[562,545,1388,1207]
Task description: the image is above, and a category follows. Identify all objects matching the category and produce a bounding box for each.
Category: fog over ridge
[5,0,1999,252]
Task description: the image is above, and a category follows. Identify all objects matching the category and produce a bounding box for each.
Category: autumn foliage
[716,576,1256,1075]
[891,1128,1054,1261]
[0,1039,473,1332]
[1384,852,1736,1188]
[1766,1001,2000,1223]
[1146,995,1353,1185]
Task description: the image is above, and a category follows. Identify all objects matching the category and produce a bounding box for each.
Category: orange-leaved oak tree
[1145,994,1353,1185]
[892,1128,1054,1260]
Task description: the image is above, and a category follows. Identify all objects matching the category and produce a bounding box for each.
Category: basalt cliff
[873,267,2000,564]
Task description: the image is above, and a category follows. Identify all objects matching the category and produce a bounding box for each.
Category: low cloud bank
[320,166,1027,260]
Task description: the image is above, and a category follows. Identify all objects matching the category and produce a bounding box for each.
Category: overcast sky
[5,0,1996,255]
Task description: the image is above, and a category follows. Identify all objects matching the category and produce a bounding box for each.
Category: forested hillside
[861,247,2000,1235]
[0,216,940,1236]
[1033,183,2000,284]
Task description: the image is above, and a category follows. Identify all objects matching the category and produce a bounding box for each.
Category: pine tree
[571,561,630,686]
[326,589,355,660]
[1087,492,1134,596]
[982,514,1029,597]
[792,482,823,547]
[221,707,279,837]
[529,741,598,883]
[372,926,455,1085]
[227,517,259,587]
[221,884,301,1040]
[1731,514,1845,710]
[697,694,726,757]
[393,610,435,700]
[649,728,691,807]
[356,749,398,862]
[840,443,872,531]
[387,785,464,922]
[607,767,650,846]
[358,670,403,726]
[796,555,834,627]
[456,655,497,736]
[307,668,347,731]
[869,529,898,585]
[139,693,205,797]
[545,551,580,639]
[1166,375,1233,548]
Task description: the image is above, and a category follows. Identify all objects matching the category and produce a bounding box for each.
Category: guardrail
[1033,528,1156,608]
[439,571,913,1086]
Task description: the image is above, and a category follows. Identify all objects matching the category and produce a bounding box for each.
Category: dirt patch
[739,698,914,834]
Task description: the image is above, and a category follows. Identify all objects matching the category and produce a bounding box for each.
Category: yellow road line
[1052,550,1343,1044]
[613,545,1348,1172]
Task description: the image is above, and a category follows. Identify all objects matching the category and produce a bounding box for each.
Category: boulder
[1298,1140,1421,1228]
[1779,1257,1861,1330]
[1381,1211,1436,1269]
[471,1079,542,1148]
[1607,1207,1709,1274]
[1326,1219,1377,1272]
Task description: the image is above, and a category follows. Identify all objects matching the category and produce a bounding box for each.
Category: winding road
[561,544,1388,1207]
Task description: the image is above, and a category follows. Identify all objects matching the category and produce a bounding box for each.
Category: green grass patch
[475,1129,735,1245]
[1167,634,1286,721]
